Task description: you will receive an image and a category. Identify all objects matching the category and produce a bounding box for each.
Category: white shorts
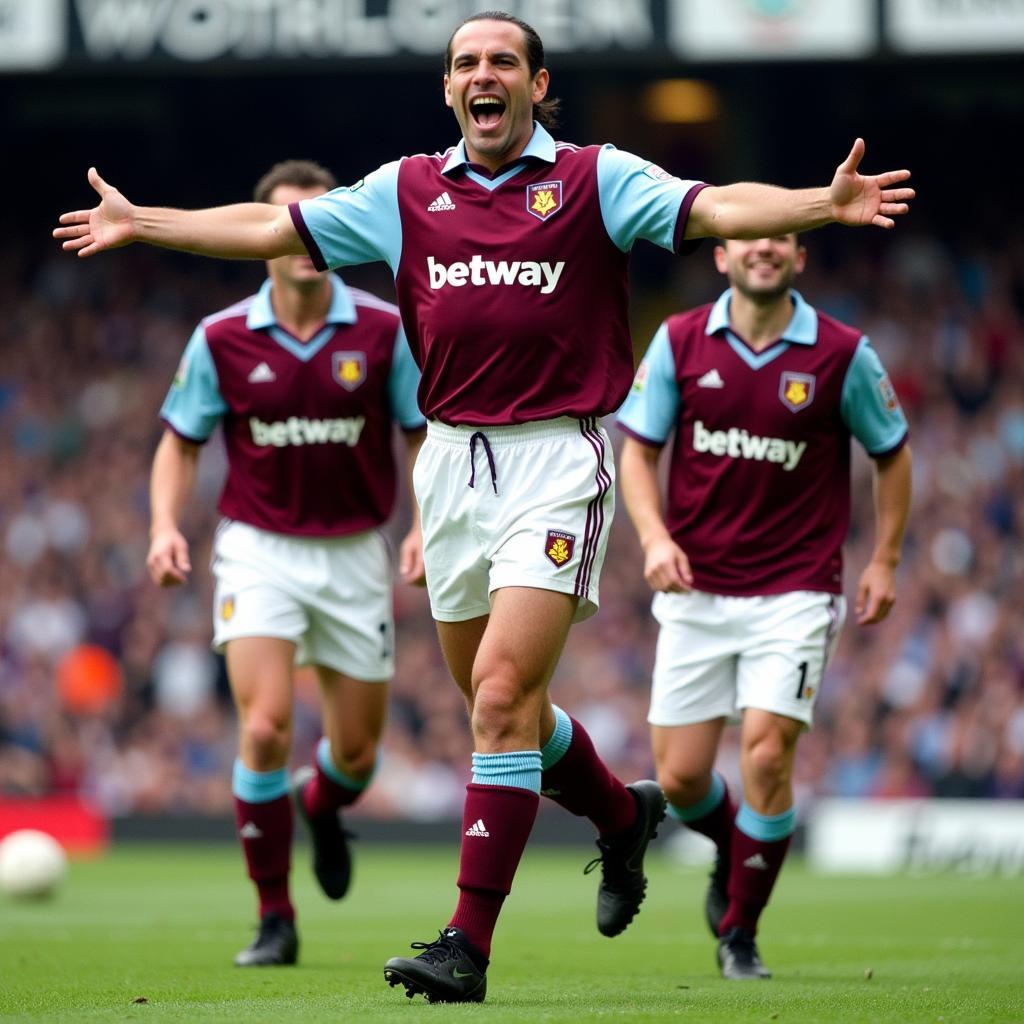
[211,519,393,681]
[648,589,846,728]
[413,417,615,623]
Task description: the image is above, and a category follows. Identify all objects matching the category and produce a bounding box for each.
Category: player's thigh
[488,419,615,624]
[436,615,490,705]
[315,665,389,761]
[736,591,847,726]
[647,591,739,727]
[652,719,728,785]
[301,530,396,682]
[474,586,577,700]
[412,431,492,622]
[225,636,297,725]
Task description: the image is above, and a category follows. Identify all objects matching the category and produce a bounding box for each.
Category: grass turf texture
[1,843,1021,1022]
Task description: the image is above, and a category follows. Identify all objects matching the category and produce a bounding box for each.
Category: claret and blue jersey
[617,289,909,597]
[160,273,425,538]
[289,123,707,426]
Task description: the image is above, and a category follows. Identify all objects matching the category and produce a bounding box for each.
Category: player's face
[444,20,549,172]
[715,236,807,302]
[266,184,326,286]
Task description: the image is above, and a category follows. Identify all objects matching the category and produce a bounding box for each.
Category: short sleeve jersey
[617,289,908,596]
[289,124,706,426]
[160,274,425,538]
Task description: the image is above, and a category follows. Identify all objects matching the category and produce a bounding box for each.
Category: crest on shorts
[220,595,235,621]
[333,351,366,391]
[527,181,563,221]
[779,371,815,412]
[545,530,576,567]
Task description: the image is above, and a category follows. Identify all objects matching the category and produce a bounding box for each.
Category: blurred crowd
[2,222,1023,822]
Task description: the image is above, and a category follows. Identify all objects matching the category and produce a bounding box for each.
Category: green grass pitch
[1,842,1021,1022]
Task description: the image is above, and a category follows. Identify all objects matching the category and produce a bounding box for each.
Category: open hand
[830,139,914,229]
[53,168,136,257]
[146,527,192,587]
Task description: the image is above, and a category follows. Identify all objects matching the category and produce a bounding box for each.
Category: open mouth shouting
[469,95,507,131]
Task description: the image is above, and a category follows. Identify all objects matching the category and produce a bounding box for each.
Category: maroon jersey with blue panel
[289,126,706,426]
[160,277,424,537]
[618,290,909,596]
[393,145,631,424]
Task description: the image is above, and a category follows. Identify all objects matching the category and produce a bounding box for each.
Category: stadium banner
[667,0,877,60]
[886,0,1024,54]
[0,0,888,72]
[807,799,1024,876]
[0,0,67,70]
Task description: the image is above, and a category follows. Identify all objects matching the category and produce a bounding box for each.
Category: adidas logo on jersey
[428,191,456,212]
[743,853,769,870]
[248,362,276,383]
[465,819,490,838]
[239,822,263,840]
[697,368,725,389]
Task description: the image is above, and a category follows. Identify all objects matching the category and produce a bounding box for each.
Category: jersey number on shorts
[795,661,810,700]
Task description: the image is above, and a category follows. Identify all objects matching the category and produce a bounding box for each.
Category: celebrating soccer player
[617,234,912,979]
[56,10,913,1002]
[145,160,426,967]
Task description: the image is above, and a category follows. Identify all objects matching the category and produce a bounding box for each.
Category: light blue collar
[706,288,818,346]
[246,273,356,332]
[441,122,557,176]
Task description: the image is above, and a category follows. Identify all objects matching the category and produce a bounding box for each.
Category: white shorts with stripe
[413,417,614,623]
[648,589,846,728]
[211,519,394,681]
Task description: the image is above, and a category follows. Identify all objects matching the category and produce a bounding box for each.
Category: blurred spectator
[2,222,1023,817]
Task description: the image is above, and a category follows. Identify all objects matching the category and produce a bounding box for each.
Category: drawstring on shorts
[467,431,498,495]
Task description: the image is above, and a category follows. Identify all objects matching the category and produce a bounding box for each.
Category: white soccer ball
[0,829,68,899]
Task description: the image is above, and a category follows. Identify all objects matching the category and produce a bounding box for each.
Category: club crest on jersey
[333,351,366,391]
[779,372,815,412]
[545,530,575,567]
[878,374,899,412]
[527,180,563,221]
[220,595,235,622]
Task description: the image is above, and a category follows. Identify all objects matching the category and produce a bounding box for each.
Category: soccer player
[145,159,427,967]
[55,12,913,1002]
[617,234,912,979]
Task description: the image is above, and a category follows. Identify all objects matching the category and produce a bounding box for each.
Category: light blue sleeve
[159,325,227,442]
[295,161,403,273]
[615,323,680,444]
[840,336,909,455]
[597,146,704,253]
[387,324,426,431]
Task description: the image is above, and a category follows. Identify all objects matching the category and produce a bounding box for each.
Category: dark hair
[444,10,560,130]
[253,159,337,204]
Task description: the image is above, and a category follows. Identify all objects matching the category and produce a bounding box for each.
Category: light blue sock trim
[736,802,796,842]
[231,759,289,803]
[316,736,372,792]
[668,772,726,823]
[471,751,542,793]
[540,705,573,771]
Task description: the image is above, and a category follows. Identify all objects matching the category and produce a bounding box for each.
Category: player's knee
[241,713,291,763]
[657,765,711,808]
[333,738,378,782]
[746,735,791,787]
[471,682,531,745]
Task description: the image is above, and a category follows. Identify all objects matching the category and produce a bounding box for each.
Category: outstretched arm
[686,138,914,240]
[54,167,304,260]
[855,444,913,626]
[619,438,693,594]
